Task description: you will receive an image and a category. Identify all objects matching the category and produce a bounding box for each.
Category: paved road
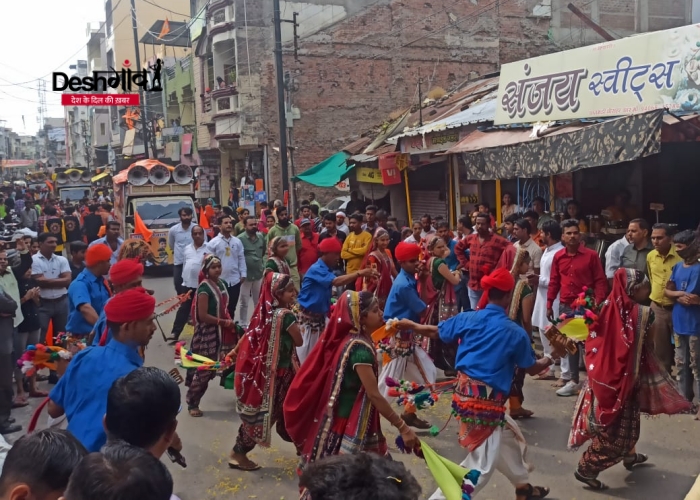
[10,275,700,499]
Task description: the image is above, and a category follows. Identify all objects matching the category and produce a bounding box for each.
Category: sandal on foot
[574,470,608,490]
[510,407,534,419]
[228,459,261,471]
[515,483,550,499]
[188,407,203,417]
[623,453,648,470]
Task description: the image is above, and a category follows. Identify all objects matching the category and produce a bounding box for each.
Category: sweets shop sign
[495,24,700,125]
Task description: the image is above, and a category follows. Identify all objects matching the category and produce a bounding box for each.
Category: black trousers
[227,282,242,320]
[171,287,196,337]
[0,334,13,425]
[173,264,187,295]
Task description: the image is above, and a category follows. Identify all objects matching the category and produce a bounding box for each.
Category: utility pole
[418,68,424,127]
[284,71,296,212]
[129,0,150,159]
[81,119,92,170]
[273,0,289,204]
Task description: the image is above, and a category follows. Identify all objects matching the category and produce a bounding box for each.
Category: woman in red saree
[283,290,419,479]
[420,235,460,373]
[355,228,396,309]
[570,268,691,490]
[229,272,301,471]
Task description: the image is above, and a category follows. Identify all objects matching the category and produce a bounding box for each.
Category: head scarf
[117,238,154,263]
[109,258,144,286]
[235,272,293,446]
[199,254,221,283]
[318,237,342,254]
[476,268,515,310]
[268,236,286,257]
[570,268,690,448]
[85,243,113,266]
[104,287,155,323]
[395,241,421,262]
[285,291,386,460]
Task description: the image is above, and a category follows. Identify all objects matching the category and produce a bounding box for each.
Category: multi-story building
[14,136,39,160]
[103,0,191,166]
[87,23,111,167]
[187,0,694,204]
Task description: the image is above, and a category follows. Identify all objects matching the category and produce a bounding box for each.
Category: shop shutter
[409,190,448,225]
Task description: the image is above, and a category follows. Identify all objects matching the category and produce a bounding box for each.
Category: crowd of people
[0,184,698,499]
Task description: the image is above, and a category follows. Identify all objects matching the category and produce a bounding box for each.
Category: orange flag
[159,18,170,39]
[98,225,106,238]
[45,320,54,346]
[199,207,210,229]
[134,211,153,242]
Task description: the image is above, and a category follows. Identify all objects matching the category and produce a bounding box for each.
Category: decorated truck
[53,168,94,203]
[113,159,197,268]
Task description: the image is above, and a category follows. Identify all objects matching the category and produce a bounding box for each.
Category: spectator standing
[604,234,631,286]
[63,206,82,256]
[363,205,379,234]
[89,221,124,265]
[308,192,322,210]
[18,201,37,231]
[335,211,349,235]
[376,210,400,258]
[647,223,681,375]
[168,207,197,297]
[205,215,247,319]
[169,225,207,342]
[83,204,103,243]
[298,219,320,279]
[69,241,87,280]
[340,214,372,290]
[266,207,302,290]
[547,220,607,397]
[43,207,66,256]
[620,218,653,275]
[237,217,266,327]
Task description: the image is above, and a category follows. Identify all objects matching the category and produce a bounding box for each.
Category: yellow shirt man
[341,229,372,275]
[647,246,682,307]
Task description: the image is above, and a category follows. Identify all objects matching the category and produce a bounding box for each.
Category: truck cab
[114,162,197,269]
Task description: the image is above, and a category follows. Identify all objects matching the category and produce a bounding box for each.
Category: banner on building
[495,24,700,125]
[355,167,383,184]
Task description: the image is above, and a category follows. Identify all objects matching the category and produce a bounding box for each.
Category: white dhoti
[429,415,533,499]
[295,306,328,365]
[378,344,437,401]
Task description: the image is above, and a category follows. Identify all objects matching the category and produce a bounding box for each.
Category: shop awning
[291,152,353,187]
[455,110,663,180]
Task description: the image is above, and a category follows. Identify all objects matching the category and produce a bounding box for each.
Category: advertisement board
[495,24,700,124]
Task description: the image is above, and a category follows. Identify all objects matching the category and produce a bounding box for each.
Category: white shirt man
[182,242,208,290]
[604,235,631,279]
[205,216,246,318]
[168,222,196,267]
[532,239,564,380]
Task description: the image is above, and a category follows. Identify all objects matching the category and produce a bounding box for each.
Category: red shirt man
[298,219,320,276]
[547,221,607,312]
[455,213,509,291]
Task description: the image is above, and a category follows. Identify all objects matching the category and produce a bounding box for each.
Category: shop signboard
[401,130,461,154]
[334,179,350,192]
[495,24,700,125]
[355,167,383,184]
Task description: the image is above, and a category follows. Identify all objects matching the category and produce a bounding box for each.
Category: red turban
[477,268,515,310]
[109,258,144,286]
[318,237,342,254]
[85,244,113,267]
[104,287,156,323]
[395,242,421,262]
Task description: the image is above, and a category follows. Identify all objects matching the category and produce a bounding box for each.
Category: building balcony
[212,87,240,142]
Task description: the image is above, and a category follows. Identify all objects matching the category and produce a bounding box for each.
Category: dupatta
[569,268,691,448]
[235,272,293,446]
[283,291,386,464]
[420,255,457,324]
[355,228,393,297]
[506,248,530,321]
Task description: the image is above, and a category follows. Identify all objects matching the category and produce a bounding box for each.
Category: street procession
[2,1,700,499]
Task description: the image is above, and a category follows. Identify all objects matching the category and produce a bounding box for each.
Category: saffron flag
[134,211,153,243]
[45,320,54,346]
[199,207,210,229]
[159,18,170,39]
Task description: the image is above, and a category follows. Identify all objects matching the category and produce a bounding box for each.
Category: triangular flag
[134,211,153,243]
[158,18,170,39]
[45,320,54,346]
[199,207,210,229]
[98,225,106,238]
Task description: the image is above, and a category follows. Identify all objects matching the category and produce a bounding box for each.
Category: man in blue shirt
[379,241,435,430]
[66,244,113,338]
[48,287,156,452]
[395,267,555,500]
[665,229,700,417]
[88,221,124,265]
[295,237,375,364]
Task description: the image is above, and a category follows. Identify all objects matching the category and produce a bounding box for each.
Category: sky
[0,0,106,135]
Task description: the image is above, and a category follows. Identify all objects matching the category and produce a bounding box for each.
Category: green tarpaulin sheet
[292,152,353,187]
